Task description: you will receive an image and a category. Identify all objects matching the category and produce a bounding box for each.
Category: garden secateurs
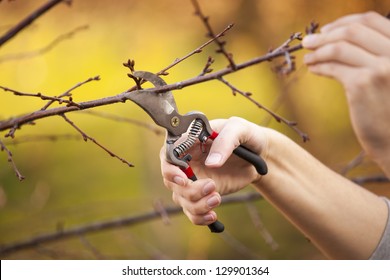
[126,71,268,233]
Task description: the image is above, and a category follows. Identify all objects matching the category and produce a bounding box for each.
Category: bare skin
[160,12,390,259]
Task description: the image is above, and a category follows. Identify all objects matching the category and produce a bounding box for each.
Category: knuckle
[228,116,244,125]
[186,191,199,202]
[185,211,204,225]
[360,11,378,24]
[190,217,203,226]
[341,24,360,39]
[371,60,390,83]
[347,60,390,91]
[322,42,344,58]
[189,204,204,215]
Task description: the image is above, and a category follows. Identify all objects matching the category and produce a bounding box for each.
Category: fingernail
[204,213,216,222]
[203,181,216,195]
[302,34,318,47]
[173,176,185,186]
[205,153,222,165]
[207,195,220,208]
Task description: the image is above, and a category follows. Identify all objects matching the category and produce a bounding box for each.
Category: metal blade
[125,71,182,133]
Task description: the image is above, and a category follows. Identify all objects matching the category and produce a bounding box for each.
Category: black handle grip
[208,220,225,233]
[233,145,268,175]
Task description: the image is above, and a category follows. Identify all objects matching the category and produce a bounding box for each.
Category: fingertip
[302,34,319,48]
[205,152,223,166]
[173,175,186,186]
[204,211,217,223]
[202,180,216,196]
[206,194,221,209]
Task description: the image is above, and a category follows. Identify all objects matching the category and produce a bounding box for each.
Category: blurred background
[1,0,389,259]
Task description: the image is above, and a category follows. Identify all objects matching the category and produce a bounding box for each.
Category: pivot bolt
[171,116,180,127]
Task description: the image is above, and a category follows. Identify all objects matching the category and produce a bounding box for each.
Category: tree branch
[218,77,309,141]
[0,191,263,256]
[0,139,25,181]
[60,114,134,167]
[0,39,310,134]
[0,0,71,48]
[191,0,236,69]
[41,75,100,110]
[351,175,389,185]
[156,23,234,76]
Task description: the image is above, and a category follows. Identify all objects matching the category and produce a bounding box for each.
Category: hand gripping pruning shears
[126,71,268,233]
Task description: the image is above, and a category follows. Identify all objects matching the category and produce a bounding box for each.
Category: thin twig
[156,24,234,76]
[41,75,100,110]
[191,0,235,68]
[340,150,365,176]
[61,114,134,167]
[0,0,71,47]
[0,86,81,108]
[4,134,81,145]
[218,230,265,259]
[218,77,309,142]
[125,23,234,92]
[246,202,279,250]
[269,32,303,54]
[0,139,25,181]
[199,56,215,76]
[78,235,106,260]
[191,0,236,69]
[153,199,171,225]
[260,66,306,127]
[351,175,389,185]
[0,191,263,256]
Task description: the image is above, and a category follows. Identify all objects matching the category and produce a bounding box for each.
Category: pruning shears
[126,71,268,233]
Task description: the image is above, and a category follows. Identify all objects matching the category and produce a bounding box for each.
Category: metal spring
[174,120,203,157]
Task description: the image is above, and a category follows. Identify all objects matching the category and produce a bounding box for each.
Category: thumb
[205,119,243,168]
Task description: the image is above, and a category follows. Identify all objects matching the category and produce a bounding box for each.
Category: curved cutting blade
[125,71,178,125]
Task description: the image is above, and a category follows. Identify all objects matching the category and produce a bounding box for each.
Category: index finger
[321,12,390,38]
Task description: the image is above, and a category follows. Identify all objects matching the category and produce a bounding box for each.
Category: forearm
[254,128,388,259]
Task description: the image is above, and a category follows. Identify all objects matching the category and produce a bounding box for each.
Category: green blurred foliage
[1,0,389,259]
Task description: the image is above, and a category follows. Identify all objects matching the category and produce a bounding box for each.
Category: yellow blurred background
[1,0,389,259]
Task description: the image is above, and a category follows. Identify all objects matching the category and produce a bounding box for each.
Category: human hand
[302,12,390,170]
[160,117,268,225]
